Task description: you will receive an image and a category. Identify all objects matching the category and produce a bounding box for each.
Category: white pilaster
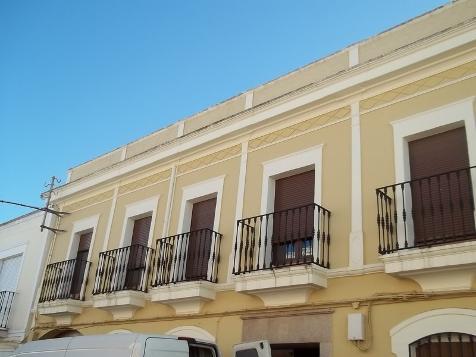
[162,165,177,237]
[349,102,364,267]
[228,141,249,281]
[102,186,119,252]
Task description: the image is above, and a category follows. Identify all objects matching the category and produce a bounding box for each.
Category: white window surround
[119,196,160,248]
[391,97,476,247]
[390,308,476,357]
[392,96,476,183]
[257,145,323,265]
[66,215,100,261]
[0,245,26,294]
[0,245,26,261]
[260,145,323,216]
[166,326,215,342]
[176,176,225,234]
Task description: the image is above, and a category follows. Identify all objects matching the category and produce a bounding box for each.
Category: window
[0,254,21,328]
[186,197,217,280]
[272,170,315,265]
[407,127,475,244]
[391,98,476,248]
[124,215,152,290]
[409,332,476,357]
[69,231,92,299]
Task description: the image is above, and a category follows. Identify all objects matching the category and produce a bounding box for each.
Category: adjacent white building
[0,211,52,356]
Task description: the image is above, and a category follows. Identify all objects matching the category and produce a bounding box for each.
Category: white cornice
[52,21,476,202]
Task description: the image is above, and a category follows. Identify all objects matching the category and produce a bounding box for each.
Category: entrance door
[409,127,475,244]
[124,216,152,289]
[186,197,216,280]
[272,170,315,266]
[70,231,92,299]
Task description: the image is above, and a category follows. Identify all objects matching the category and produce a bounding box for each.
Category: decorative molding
[177,145,241,175]
[50,25,476,201]
[249,106,350,150]
[118,169,171,195]
[361,60,476,111]
[63,190,114,212]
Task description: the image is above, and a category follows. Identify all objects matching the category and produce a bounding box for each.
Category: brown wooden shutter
[125,216,152,290]
[409,127,469,178]
[409,127,474,243]
[186,197,217,280]
[130,216,152,246]
[77,232,92,254]
[274,170,315,212]
[190,198,217,232]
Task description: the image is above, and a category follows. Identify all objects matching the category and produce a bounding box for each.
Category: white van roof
[14,333,178,355]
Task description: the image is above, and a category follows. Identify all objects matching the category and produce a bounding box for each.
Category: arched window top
[390,308,476,357]
[410,332,476,357]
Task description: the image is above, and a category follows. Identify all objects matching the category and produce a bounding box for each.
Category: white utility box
[347,312,365,341]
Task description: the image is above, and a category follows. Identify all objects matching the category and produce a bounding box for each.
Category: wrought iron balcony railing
[376,166,476,254]
[152,228,222,286]
[93,244,154,294]
[0,291,15,329]
[39,258,91,302]
[233,203,331,274]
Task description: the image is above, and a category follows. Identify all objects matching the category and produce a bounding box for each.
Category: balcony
[150,228,222,314]
[232,203,331,307]
[376,166,476,291]
[37,259,90,325]
[92,244,153,320]
[0,291,15,331]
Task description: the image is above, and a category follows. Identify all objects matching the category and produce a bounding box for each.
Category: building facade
[0,211,52,356]
[34,1,476,356]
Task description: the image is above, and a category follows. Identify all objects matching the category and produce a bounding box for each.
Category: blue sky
[0,0,447,222]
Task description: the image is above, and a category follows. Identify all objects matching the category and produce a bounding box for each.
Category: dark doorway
[271,343,320,357]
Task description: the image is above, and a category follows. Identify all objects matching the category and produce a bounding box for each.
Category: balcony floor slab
[38,299,86,326]
[233,264,328,307]
[92,290,147,320]
[381,239,476,291]
[150,281,217,315]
